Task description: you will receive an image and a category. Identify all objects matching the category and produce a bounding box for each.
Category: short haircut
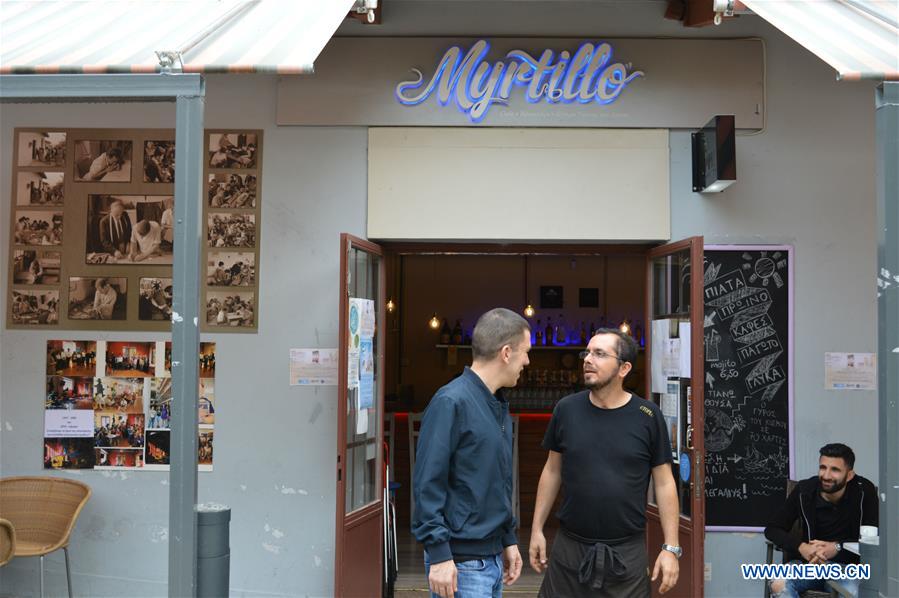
[107,148,123,160]
[593,328,638,365]
[820,443,855,469]
[471,308,530,361]
[109,200,124,210]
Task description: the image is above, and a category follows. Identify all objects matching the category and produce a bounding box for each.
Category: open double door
[333,234,706,597]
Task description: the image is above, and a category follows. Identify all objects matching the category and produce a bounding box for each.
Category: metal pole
[169,87,205,597]
[875,81,898,598]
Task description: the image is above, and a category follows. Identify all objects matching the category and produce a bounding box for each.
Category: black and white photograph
[206,291,255,327]
[208,133,257,169]
[208,173,257,208]
[13,210,63,246]
[10,289,59,325]
[74,139,132,182]
[207,252,255,286]
[18,131,66,167]
[68,277,127,321]
[16,171,64,206]
[139,277,173,321]
[207,212,256,248]
[13,250,61,284]
[86,195,174,264]
[144,140,175,183]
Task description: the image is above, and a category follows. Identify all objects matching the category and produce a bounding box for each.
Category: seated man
[765,443,878,598]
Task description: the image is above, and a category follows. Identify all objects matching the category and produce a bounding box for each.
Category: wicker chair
[0,517,15,566]
[0,476,92,598]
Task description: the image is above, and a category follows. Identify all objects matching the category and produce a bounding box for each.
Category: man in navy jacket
[413,308,530,598]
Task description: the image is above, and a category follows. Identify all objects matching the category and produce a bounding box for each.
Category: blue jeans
[770,565,860,598]
[424,552,503,598]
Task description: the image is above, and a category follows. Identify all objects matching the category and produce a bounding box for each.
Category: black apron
[539,528,650,598]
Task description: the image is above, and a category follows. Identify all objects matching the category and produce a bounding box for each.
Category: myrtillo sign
[395,39,644,123]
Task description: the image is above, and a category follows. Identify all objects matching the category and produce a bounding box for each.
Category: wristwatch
[834,542,842,554]
[661,543,683,559]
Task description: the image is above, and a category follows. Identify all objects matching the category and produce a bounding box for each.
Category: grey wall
[0,2,879,597]
[0,77,368,597]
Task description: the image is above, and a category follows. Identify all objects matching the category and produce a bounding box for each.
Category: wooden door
[644,237,705,597]
[335,233,386,597]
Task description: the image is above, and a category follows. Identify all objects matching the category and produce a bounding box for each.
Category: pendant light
[522,255,535,318]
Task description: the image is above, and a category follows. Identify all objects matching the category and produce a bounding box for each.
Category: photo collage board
[7,128,263,332]
[43,340,216,471]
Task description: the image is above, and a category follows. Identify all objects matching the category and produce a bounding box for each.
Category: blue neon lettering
[395,40,643,121]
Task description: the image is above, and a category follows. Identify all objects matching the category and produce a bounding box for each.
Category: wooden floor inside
[393,527,557,597]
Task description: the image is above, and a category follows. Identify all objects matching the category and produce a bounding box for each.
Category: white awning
[741,0,898,81]
[0,0,356,75]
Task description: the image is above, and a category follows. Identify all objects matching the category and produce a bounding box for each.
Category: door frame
[334,233,387,597]
[644,236,705,597]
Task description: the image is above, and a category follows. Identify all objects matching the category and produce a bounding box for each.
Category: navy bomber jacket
[764,475,878,565]
[412,367,517,564]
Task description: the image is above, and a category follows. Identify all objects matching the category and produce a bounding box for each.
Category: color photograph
[208,133,257,169]
[13,210,63,246]
[44,438,94,469]
[74,139,132,182]
[10,289,58,325]
[92,377,145,413]
[68,277,127,320]
[46,376,93,410]
[105,341,156,377]
[18,131,66,167]
[12,250,60,284]
[148,377,172,429]
[198,430,214,465]
[199,378,216,425]
[16,171,64,206]
[94,448,143,469]
[206,291,255,327]
[146,430,170,465]
[94,412,145,448]
[46,340,97,376]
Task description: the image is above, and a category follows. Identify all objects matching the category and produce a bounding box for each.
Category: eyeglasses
[578,349,622,362]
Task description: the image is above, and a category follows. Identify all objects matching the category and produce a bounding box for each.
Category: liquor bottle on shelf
[555,314,567,345]
[579,322,587,346]
[535,320,543,346]
[440,319,451,344]
[589,321,596,338]
[544,317,553,346]
[634,321,644,347]
[452,320,464,345]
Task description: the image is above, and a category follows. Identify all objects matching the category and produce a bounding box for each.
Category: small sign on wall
[824,352,876,390]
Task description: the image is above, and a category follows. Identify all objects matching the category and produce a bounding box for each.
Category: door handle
[685,425,694,450]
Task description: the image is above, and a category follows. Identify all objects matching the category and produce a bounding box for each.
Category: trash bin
[197,503,231,598]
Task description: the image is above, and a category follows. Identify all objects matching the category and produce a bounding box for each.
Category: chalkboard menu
[703,247,792,529]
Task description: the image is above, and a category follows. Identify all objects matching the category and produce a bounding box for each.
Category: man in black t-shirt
[764,443,878,598]
[529,329,681,597]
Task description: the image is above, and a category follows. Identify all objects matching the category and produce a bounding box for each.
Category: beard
[584,369,617,391]
[820,477,848,494]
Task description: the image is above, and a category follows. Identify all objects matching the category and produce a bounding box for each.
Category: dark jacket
[412,367,517,564]
[764,475,878,564]
[98,212,132,254]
